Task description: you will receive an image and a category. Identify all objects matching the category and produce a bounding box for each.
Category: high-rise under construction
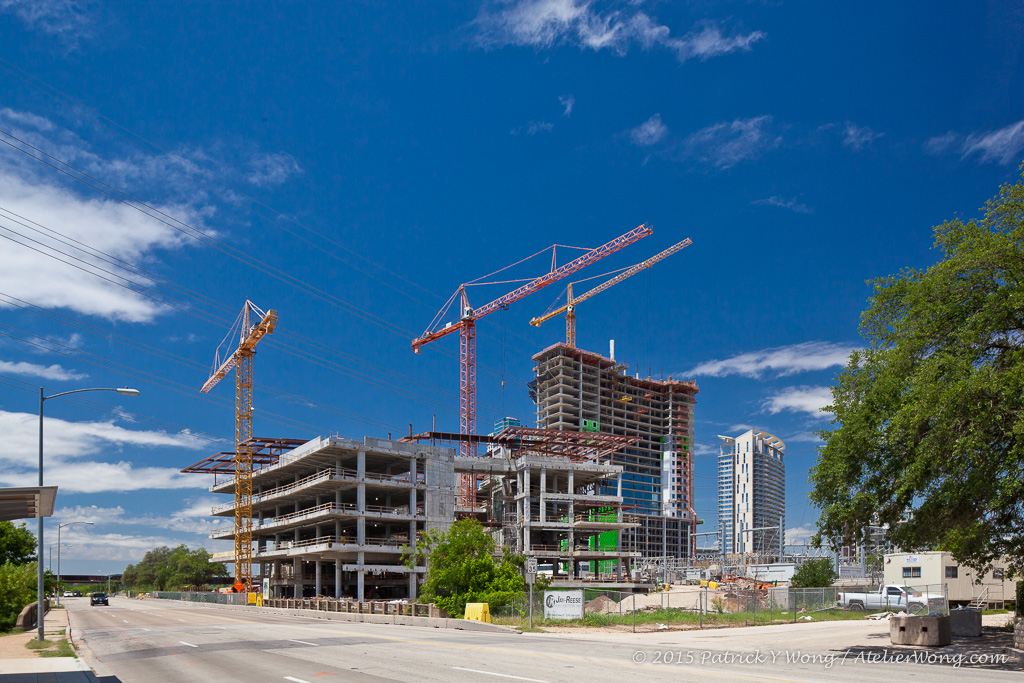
[531,341,699,563]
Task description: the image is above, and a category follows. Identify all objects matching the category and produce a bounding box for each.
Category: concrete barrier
[15,599,49,630]
[948,608,982,637]
[890,614,951,647]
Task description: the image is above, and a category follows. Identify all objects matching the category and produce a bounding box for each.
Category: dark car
[90,592,109,606]
[73,591,82,597]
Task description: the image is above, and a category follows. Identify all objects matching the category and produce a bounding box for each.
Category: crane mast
[201,301,277,593]
[530,237,692,347]
[413,224,652,506]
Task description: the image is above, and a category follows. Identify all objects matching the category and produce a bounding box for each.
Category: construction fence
[490,584,949,633]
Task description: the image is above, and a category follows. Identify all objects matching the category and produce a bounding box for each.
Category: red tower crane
[412,224,652,504]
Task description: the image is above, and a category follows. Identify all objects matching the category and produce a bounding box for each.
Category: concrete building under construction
[530,342,699,563]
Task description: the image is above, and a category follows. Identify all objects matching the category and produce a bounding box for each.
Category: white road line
[140,628,151,632]
[284,678,311,683]
[451,668,548,682]
[287,639,318,646]
[122,620,128,623]
[179,641,198,648]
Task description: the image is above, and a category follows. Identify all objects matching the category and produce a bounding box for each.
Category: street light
[48,543,71,572]
[56,521,92,606]
[36,387,139,641]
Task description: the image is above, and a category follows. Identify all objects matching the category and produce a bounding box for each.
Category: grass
[490,606,868,631]
[25,637,76,657]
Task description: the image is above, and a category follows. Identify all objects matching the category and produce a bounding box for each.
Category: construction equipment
[200,300,277,594]
[412,224,652,505]
[530,237,692,347]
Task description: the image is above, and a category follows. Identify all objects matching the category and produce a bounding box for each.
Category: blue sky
[0,1,1022,573]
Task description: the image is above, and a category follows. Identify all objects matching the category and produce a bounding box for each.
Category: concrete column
[357,450,366,480]
[334,561,342,599]
[408,571,417,600]
[357,516,366,545]
[539,468,547,523]
[357,551,365,601]
[294,560,302,598]
[315,560,322,597]
[335,520,342,541]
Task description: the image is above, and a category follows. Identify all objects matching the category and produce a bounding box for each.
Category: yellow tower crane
[529,238,692,347]
[201,300,277,594]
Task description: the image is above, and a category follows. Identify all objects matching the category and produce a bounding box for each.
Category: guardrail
[262,535,411,553]
[265,597,442,617]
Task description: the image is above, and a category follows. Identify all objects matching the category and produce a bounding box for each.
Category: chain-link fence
[151,591,249,606]
[489,583,949,632]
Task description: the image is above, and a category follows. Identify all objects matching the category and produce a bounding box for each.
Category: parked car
[836,584,945,613]
[62,591,73,598]
[73,591,82,597]
[90,592,109,606]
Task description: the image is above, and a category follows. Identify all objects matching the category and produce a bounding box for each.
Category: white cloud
[763,386,834,417]
[681,115,779,169]
[727,423,755,433]
[0,359,87,381]
[0,0,93,39]
[559,94,575,117]
[685,341,856,378]
[246,152,303,187]
[924,120,1024,165]
[785,523,816,545]
[0,410,208,492]
[630,113,667,146]
[752,195,812,214]
[842,122,882,151]
[511,121,555,135]
[473,1,763,63]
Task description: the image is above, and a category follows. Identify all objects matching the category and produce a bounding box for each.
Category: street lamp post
[36,387,139,641]
[48,543,71,572]
[56,521,92,606]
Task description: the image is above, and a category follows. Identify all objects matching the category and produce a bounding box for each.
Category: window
[945,566,958,579]
[901,567,921,578]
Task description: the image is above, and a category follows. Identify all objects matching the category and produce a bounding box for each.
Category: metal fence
[489,583,949,633]
[151,591,249,606]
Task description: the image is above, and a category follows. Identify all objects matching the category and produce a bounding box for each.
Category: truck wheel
[849,602,864,612]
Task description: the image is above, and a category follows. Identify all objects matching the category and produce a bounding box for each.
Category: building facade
[531,342,699,562]
[883,551,1017,607]
[717,429,785,561]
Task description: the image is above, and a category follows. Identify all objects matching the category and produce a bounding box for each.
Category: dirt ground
[0,608,71,659]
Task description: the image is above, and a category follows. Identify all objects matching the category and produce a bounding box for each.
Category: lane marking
[176,619,186,622]
[284,678,311,683]
[452,668,547,682]
[179,641,198,648]
[122,620,129,623]
[288,639,319,646]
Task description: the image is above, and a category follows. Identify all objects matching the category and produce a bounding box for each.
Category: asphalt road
[64,597,1021,683]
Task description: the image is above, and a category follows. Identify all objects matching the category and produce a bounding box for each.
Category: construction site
[182,224,717,600]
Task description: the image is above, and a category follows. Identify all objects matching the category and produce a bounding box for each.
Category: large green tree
[0,521,37,565]
[789,558,838,588]
[403,518,525,617]
[811,169,1024,577]
[122,545,228,590]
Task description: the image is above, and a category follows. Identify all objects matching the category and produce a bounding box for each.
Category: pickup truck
[836,584,945,613]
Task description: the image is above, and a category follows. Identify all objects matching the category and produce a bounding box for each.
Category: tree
[790,558,838,588]
[121,545,228,590]
[811,169,1024,578]
[0,561,38,629]
[402,518,525,617]
[0,521,37,565]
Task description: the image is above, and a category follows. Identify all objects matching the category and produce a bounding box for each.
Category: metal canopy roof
[402,426,639,462]
[0,486,57,521]
[180,437,308,474]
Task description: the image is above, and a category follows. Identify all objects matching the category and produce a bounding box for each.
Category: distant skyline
[0,1,1022,572]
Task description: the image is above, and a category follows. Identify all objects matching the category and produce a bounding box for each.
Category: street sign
[525,558,538,574]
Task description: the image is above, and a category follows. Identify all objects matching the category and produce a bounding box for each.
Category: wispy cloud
[842,122,883,151]
[511,121,555,135]
[763,385,834,417]
[785,523,817,545]
[925,119,1024,165]
[246,152,303,187]
[0,0,94,42]
[0,359,87,381]
[681,115,779,169]
[630,113,667,146]
[472,1,764,63]
[685,341,856,378]
[559,94,575,117]
[752,195,812,214]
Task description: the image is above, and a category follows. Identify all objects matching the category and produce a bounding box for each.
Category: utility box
[890,614,951,647]
[949,608,982,637]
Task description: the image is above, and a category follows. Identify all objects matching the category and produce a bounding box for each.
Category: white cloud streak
[473,1,764,63]
[763,385,834,417]
[685,341,856,378]
[842,122,882,151]
[0,0,93,39]
[681,115,779,169]
[246,152,303,187]
[0,359,87,380]
[630,113,667,146]
[752,196,812,214]
[925,119,1024,165]
[511,121,555,135]
[785,523,817,545]
[559,94,575,117]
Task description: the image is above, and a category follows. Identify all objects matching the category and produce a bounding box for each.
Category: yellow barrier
[709,581,718,589]
[464,602,491,623]
[700,580,708,587]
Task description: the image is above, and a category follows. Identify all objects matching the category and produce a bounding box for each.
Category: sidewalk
[0,608,99,682]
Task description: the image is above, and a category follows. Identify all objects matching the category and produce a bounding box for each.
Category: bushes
[0,560,37,630]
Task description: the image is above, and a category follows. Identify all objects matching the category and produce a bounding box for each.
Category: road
[64,596,1021,683]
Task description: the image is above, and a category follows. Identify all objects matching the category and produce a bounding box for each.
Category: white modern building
[718,429,785,561]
